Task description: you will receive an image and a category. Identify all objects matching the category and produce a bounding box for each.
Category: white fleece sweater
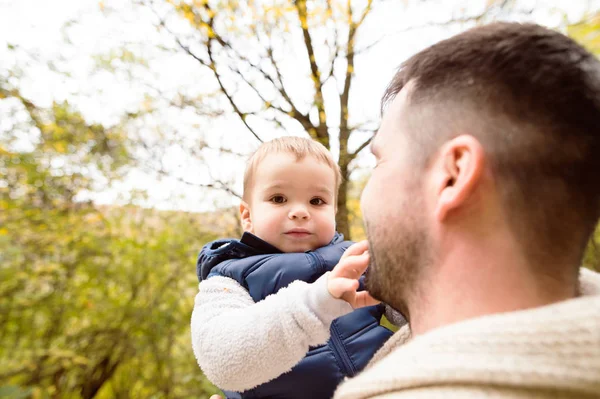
[334,268,600,399]
[191,273,405,393]
[191,273,354,392]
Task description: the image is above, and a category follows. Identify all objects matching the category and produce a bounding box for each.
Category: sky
[1,0,598,212]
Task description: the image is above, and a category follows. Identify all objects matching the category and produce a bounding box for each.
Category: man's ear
[433,135,485,222]
[239,201,253,233]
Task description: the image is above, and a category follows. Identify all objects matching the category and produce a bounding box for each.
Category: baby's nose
[289,205,310,219]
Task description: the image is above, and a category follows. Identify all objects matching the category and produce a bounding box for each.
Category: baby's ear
[239,201,253,233]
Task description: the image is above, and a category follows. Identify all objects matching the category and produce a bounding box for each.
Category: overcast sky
[1,0,598,212]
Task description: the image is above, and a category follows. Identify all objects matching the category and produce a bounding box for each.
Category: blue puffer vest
[197,232,393,399]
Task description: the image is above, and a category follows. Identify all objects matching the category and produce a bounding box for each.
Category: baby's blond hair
[243,137,342,203]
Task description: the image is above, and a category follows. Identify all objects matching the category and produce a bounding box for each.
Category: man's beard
[364,214,430,322]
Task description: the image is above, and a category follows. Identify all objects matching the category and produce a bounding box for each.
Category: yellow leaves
[299,15,309,30]
[347,176,368,240]
[174,2,219,41]
[193,0,209,8]
[205,24,216,38]
[36,263,62,274]
[347,65,354,74]
[568,13,600,56]
[71,355,90,366]
[31,387,43,399]
[264,4,295,19]
[84,212,103,224]
[182,7,197,25]
[0,228,7,235]
[327,6,334,17]
[583,222,600,270]
[142,96,154,112]
[52,140,68,154]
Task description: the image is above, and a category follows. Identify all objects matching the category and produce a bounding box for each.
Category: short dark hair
[384,22,600,274]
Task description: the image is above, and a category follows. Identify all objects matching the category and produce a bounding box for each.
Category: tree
[0,61,233,398]
[139,0,520,239]
[567,12,600,56]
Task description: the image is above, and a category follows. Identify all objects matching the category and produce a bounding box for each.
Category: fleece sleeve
[190,273,353,392]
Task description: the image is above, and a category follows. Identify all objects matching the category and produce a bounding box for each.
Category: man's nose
[288,204,310,220]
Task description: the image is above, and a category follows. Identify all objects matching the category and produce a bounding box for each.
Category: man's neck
[408,233,578,336]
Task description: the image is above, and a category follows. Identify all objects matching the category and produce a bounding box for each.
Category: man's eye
[270,196,286,204]
[310,197,325,206]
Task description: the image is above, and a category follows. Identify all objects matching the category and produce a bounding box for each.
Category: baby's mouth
[285,228,312,238]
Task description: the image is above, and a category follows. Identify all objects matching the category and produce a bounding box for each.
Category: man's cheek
[360,183,373,215]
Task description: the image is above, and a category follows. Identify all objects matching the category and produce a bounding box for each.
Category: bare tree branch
[339,0,373,169]
[293,0,328,146]
[132,123,243,199]
[321,0,341,84]
[182,4,314,136]
[227,64,290,116]
[349,135,373,161]
[351,0,521,58]
[219,37,317,134]
[263,41,315,132]
[150,5,264,142]
[154,165,242,199]
[355,0,374,27]
[138,82,223,118]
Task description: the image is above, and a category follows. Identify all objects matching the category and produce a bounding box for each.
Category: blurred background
[1,0,599,397]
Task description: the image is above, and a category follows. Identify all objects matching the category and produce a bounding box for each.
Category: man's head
[363,22,600,319]
[240,137,342,252]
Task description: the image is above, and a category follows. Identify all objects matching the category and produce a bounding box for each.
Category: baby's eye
[310,197,326,206]
[270,195,286,204]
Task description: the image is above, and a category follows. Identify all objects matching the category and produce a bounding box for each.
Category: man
[206,22,600,399]
[334,22,600,398]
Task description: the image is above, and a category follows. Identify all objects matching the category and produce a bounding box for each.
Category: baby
[191,137,400,398]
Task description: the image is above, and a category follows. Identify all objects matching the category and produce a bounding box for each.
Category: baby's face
[242,152,337,252]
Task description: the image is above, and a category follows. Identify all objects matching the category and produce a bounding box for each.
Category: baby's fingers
[352,291,381,309]
[332,252,370,280]
[341,240,369,259]
[328,278,359,299]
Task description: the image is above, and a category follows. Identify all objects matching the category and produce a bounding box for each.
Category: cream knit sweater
[335,268,600,399]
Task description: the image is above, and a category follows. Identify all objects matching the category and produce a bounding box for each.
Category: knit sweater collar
[335,268,600,399]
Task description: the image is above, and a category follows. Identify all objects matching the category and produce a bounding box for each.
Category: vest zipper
[330,321,356,377]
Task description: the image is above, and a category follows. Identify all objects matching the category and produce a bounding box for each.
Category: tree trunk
[336,165,351,240]
[81,356,121,399]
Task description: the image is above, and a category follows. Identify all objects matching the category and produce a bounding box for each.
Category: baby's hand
[328,240,380,309]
